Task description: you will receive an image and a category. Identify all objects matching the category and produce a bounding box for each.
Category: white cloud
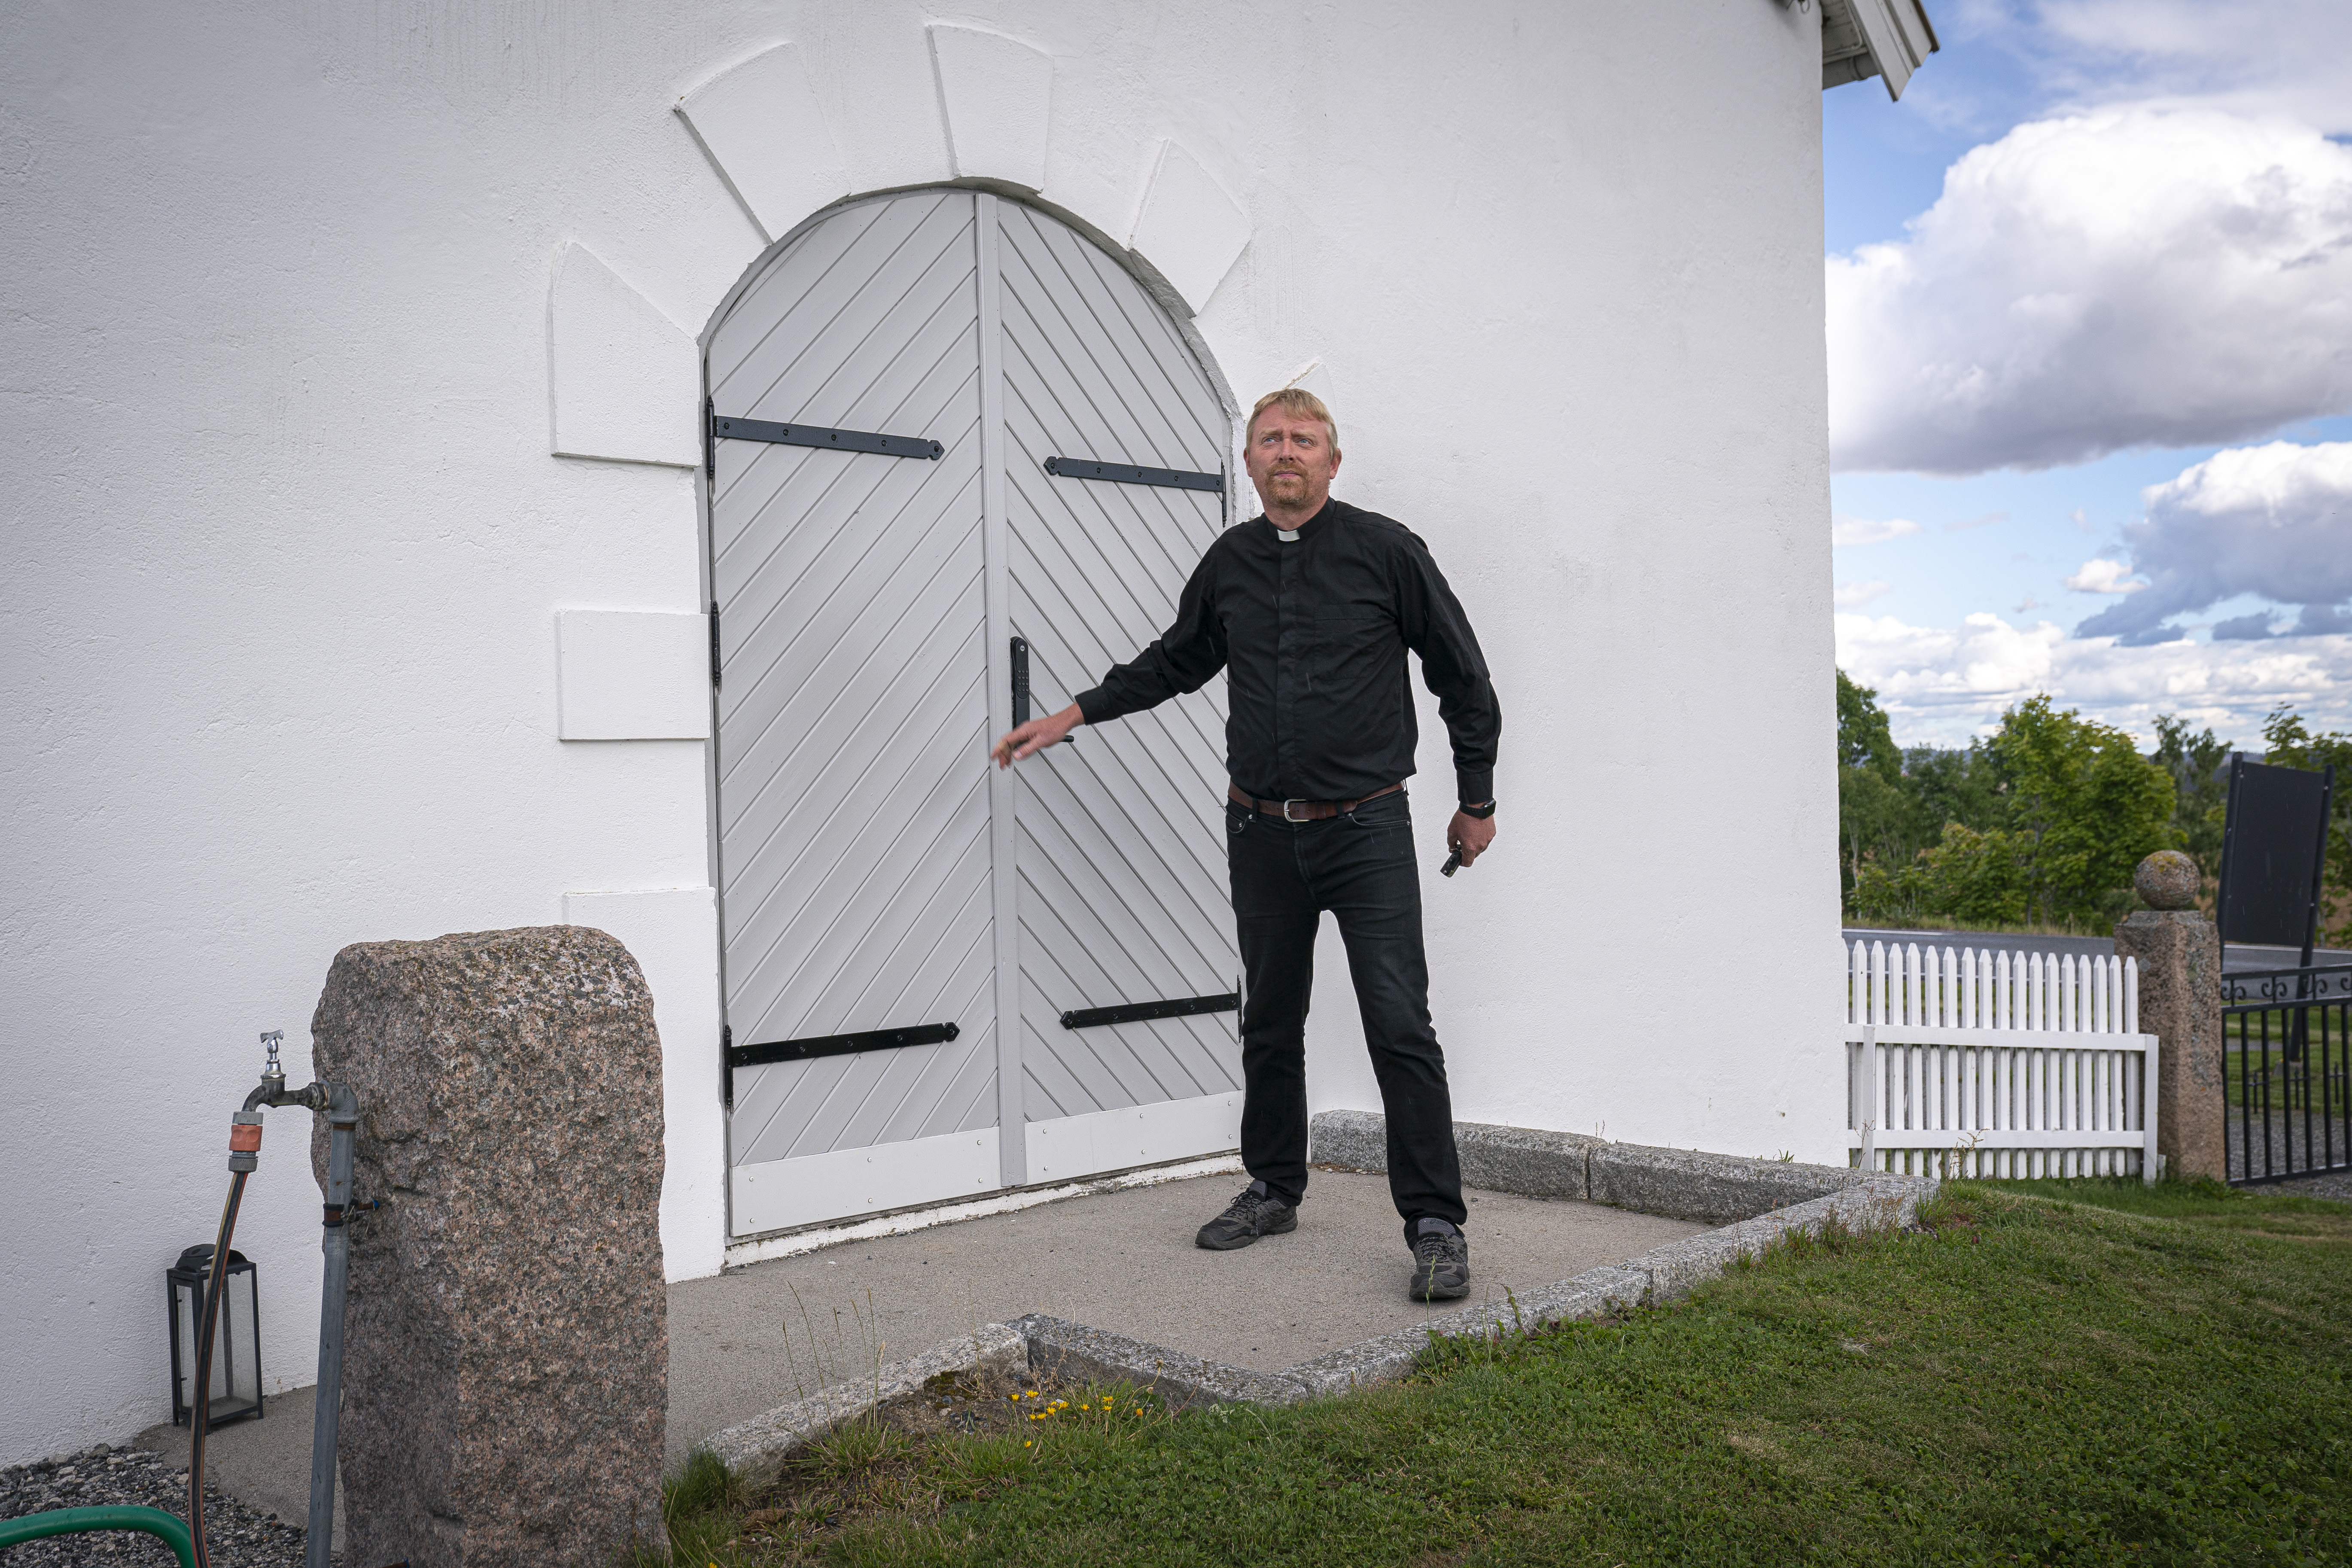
[1835,580,1892,607]
[2064,558,2144,594]
[2032,1,2352,137]
[1828,108,2352,475]
[1838,607,2351,746]
[2077,439,2352,643]
[1831,514,1923,546]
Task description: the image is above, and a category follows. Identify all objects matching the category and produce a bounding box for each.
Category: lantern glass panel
[167,1245,263,1429]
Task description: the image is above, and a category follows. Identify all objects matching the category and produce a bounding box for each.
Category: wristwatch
[1458,799,1496,820]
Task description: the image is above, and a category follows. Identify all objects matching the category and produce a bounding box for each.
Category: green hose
[0,1504,197,1568]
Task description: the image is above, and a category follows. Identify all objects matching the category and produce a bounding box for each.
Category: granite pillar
[310,926,667,1568]
[2113,853,2225,1182]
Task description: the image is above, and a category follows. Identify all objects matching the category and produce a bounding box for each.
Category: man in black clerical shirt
[992,388,1499,1301]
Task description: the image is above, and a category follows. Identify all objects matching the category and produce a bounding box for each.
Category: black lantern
[167,1244,264,1429]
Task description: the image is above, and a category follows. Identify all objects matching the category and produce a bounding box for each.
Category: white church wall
[3,0,1838,1464]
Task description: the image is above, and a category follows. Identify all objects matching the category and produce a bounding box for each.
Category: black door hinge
[709,601,721,689]
[721,1024,733,1109]
[703,396,716,481]
[1044,454,1223,493]
[711,412,943,461]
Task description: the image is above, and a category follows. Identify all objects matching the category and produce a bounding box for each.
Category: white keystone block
[1128,139,1251,314]
[556,610,710,740]
[547,244,700,467]
[675,42,850,241]
[927,24,1054,192]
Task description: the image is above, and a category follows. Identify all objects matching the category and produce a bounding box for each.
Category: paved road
[1842,927,2351,974]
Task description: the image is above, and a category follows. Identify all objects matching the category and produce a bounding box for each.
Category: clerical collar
[1264,499,1333,544]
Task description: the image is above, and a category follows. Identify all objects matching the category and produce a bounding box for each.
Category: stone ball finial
[2135,849,2201,910]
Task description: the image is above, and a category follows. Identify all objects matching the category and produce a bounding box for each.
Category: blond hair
[1247,387,1340,457]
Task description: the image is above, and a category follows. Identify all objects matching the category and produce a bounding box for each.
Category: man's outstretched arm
[992,553,1227,769]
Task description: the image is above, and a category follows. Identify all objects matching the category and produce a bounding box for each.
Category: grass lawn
[653,1180,2352,1566]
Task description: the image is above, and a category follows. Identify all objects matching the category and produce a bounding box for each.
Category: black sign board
[2216,758,2336,957]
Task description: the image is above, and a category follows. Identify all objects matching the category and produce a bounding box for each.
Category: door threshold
[723,1150,1242,1269]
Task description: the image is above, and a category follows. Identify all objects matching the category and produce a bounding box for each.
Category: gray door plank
[712,192,997,1196]
[996,199,1239,1127]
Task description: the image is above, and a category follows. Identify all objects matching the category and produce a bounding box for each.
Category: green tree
[2258,706,2352,947]
[2151,714,2232,882]
[1850,821,2032,928]
[1835,673,1923,904]
[1987,694,2177,927]
[1837,669,1900,776]
[1902,743,2005,836]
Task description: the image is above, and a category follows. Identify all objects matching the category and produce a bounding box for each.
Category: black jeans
[1226,787,1467,1235]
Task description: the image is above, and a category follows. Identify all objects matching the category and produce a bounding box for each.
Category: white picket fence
[1845,941,2159,1183]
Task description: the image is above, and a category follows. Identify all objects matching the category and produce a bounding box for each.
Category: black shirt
[1074,498,1500,805]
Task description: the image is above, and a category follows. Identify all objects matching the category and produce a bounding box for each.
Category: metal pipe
[306,1092,357,1568]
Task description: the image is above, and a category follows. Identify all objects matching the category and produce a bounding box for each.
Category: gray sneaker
[1195,1181,1299,1250]
[1408,1220,1470,1300]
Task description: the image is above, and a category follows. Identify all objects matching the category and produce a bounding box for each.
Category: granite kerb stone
[1311,1110,1878,1224]
[1010,1313,1316,1409]
[705,1323,1026,1490]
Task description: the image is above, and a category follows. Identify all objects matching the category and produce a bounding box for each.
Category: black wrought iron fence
[2221,964,2352,1184]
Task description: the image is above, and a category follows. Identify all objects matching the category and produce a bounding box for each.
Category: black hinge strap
[727,1021,960,1069]
[712,413,943,460]
[1044,455,1222,493]
[1061,993,1239,1030]
[709,601,722,689]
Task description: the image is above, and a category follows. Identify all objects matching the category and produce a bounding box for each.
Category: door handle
[1010,636,1069,744]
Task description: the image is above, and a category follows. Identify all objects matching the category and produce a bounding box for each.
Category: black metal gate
[2222,964,2352,1183]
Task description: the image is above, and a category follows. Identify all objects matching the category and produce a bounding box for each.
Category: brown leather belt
[1227,781,1404,822]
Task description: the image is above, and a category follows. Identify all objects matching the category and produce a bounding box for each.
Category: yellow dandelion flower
[1024,1440,1033,1447]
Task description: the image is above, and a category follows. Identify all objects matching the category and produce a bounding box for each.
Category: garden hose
[186,1110,263,1568]
[0,1505,196,1568]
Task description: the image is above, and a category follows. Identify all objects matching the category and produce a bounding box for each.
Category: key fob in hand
[1440,848,1462,877]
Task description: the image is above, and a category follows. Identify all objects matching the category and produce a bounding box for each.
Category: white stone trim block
[1128,139,1251,314]
[675,42,850,242]
[926,23,1054,193]
[1024,1091,1243,1184]
[731,1127,1002,1238]
[563,887,725,1282]
[547,243,700,466]
[555,610,711,740]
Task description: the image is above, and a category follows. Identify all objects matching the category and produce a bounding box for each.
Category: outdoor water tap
[259,1031,286,1101]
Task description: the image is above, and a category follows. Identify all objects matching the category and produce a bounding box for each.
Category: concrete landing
[666,1166,1704,1463]
[141,1165,1704,1522]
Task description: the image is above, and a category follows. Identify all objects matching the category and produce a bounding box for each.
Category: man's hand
[1447,809,1496,868]
[993,702,1083,767]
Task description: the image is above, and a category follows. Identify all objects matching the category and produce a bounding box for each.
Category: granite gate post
[310,926,667,1568]
[2112,852,2226,1182]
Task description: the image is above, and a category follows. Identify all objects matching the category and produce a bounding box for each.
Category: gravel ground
[2264,1166,2352,1203]
[0,1444,314,1567]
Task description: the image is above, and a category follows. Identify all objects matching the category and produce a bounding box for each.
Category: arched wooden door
[707,190,1241,1240]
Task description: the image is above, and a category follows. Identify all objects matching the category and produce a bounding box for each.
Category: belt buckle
[1282,798,1309,822]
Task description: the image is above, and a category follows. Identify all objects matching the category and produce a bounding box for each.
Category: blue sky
[1821,1,2352,749]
